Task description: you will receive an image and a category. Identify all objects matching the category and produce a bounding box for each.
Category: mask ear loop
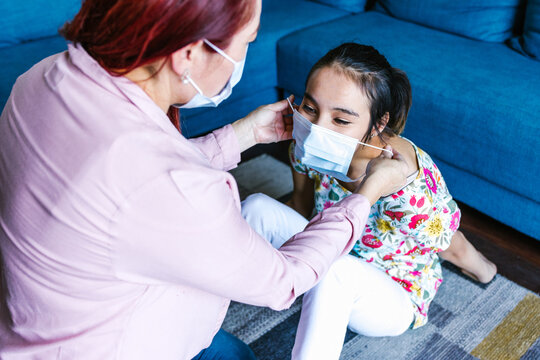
[182,69,204,96]
[204,39,236,64]
[358,140,393,155]
[286,97,296,112]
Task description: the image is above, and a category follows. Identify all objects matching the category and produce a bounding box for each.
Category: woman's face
[299,66,372,141]
[194,0,261,97]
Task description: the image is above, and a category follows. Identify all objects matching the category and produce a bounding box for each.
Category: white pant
[241,193,414,360]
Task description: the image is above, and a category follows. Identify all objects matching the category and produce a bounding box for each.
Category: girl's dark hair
[306,43,412,142]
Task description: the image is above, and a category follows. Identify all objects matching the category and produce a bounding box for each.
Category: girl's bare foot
[461,251,497,283]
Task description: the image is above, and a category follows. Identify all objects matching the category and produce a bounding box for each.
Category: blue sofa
[1,0,539,240]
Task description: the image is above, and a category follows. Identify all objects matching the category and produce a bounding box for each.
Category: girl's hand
[232,95,294,152]
[354,145,409,205]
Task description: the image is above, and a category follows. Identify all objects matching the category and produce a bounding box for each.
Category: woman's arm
[188,125,241,171]
[110,166,370,310]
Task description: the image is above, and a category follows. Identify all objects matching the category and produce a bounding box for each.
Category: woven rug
[227,154,540,360]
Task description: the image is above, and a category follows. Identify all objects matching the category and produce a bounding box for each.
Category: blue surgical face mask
[176,39,247,109]
[288,98,392,183]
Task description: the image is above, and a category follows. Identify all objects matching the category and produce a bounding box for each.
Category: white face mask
[288,98,392,183]
[176,39,247,109]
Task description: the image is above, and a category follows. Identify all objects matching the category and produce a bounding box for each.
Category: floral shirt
[289,138,461,329]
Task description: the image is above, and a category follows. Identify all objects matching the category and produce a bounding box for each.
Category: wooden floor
[458,201,540,293]
[242,143,540,294]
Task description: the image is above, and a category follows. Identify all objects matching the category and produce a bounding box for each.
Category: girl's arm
[286,167,315,219]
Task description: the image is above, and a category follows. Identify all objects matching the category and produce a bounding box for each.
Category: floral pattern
[289,138,461,329]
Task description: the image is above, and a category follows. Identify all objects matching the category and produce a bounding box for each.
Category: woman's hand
[354,145,409,205]
[232,95,294,152]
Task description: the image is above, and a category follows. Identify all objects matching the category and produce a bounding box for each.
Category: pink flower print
[391,277,413,292]
[410,271,422,276]
[410,195,416,206]
[384,210,405,221]
[405,246,429,256]
[365,227,372,233]
[424,168,437,194]
[408,214,429,229]
[323,201,334,209]
[400,229,408,235]
[417,196,425,208]
[443,208,449,213]
[383,254,394,261]
[434,278,443,291]
[391,190,405,199]
[366,257,374,263]
[361,234,383,248]
[406,261,413,267]
[321,181,330,189]
[450,211,461,232]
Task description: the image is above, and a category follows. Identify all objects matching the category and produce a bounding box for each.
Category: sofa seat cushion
[0,36,69,108]
[180,0,349,137]
[277,11,540,203]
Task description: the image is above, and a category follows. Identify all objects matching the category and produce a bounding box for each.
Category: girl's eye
[334,118,350,125]
[302,104,316,114]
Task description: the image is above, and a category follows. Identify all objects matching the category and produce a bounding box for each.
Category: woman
[0,1,408,359]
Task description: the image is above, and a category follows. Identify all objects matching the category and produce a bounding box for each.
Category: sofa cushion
[510,0,540,59]
[277,11,540,206]
[374,0,524,43]
[180,0,349,137]
[0,0,80,48]
[311,0,366,13]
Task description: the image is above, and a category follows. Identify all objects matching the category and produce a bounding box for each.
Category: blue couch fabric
[374,0,524,43]
[510,0,540,59]
[0,0,80,48]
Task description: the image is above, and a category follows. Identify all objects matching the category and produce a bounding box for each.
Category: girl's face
[299,66,372,141]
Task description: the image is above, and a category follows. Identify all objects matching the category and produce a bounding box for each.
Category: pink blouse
[0,44,371,359]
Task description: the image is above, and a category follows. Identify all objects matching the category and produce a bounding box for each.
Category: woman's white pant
[241,193,414,360]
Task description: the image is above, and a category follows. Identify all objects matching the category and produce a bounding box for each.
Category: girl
[241,43,496,360]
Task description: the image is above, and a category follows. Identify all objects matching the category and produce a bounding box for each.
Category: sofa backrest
[311,0,367,13]
[375,0,525,43]
[0,0,81,48]
[510,0,540,59]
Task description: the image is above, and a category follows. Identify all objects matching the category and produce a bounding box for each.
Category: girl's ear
[378,112,390,133]
[371,112,389,138]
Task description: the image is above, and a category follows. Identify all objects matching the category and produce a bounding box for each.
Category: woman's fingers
[266,95,294,114]
[381,145,393,159]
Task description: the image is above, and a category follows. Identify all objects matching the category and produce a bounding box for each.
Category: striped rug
[227,154,540,360]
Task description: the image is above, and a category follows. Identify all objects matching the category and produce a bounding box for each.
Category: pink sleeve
[110,166,370,310]
[187,124,241,171]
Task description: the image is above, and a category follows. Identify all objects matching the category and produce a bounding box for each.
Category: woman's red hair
[61,0,255,130]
